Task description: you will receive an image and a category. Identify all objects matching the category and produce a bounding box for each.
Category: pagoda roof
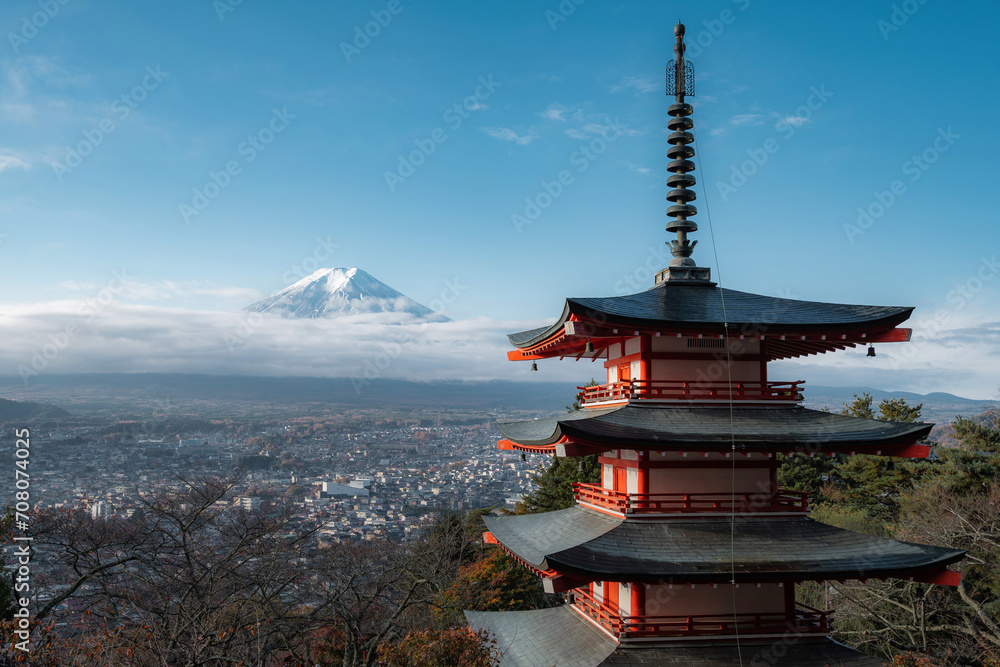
[466,607,883,666]
[497,403,932,456]
[508,283,913,361]
[484,507,964,582]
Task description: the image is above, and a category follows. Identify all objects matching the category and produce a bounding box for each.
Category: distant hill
[0,375,992,425]
[931,407,999,448]
[802,385,994,425]
[0,374,573,416]
[0,397,71,421]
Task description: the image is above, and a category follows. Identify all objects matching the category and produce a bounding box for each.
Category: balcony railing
[573,483,810,515]
[572,588,829,639]
[577,380,803,405]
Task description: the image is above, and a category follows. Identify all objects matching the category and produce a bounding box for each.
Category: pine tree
[516,380,601,514]
[515,455,600,514]
[830,394,931,520]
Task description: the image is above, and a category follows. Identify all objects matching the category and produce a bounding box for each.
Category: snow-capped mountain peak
[246,267,443,320]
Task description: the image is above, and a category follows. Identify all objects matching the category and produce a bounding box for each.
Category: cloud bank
[1,292,996,400]
[0,298,584,387]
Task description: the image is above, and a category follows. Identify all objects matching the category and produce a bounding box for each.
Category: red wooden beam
[868,328,912,343]
[511,327,913,362]
[887,443,932,459]
[909,569,962,587]
[496,438,556,455]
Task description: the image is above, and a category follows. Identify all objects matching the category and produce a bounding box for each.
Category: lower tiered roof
[466,607,883,666]
[497,403,932,456]
[484,507,964,583]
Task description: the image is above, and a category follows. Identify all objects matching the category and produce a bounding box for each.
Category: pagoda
[466,22,965,667]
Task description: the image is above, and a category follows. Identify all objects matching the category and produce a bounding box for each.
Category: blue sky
[0,0,997,398]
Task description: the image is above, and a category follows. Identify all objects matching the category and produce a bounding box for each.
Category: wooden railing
[578,380,803,404]
[571,588,829,638]
[573,483,809,514]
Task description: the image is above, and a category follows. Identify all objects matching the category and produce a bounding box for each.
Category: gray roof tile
[485,507,964,581]
[466,607,883,666]
[497,403,931,451]
[508,284,911,348]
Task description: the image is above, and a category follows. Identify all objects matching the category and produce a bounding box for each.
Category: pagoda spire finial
[655,20,712,286]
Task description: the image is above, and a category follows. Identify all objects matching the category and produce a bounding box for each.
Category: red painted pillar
[639,336,653,382]
[636,451,648,510]
[629,583,645,634]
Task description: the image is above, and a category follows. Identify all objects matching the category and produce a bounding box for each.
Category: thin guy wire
[693,130,744,667]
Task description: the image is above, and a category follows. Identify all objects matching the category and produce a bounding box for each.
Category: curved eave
[506,302,573,350]
[497,405,933,456]
[484,508,966,584]
[507,286,914,362]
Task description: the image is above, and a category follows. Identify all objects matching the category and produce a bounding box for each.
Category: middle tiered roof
[498,404,932,457]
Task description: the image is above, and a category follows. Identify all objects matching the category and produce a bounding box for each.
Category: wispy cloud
[0,149,30,171]
[609,75,659,95]
[731,113,767,126]
[539,103,568,121]
[561,110,642,140]
[0,56,92,124]
[625,162,655,177]
[118,280,264,305]
[774,114,811,130]
[710,110,814,138]
[481,126,538,145]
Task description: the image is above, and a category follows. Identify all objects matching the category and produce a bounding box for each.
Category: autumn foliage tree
[376,627,499,667]
[437,548,552,622]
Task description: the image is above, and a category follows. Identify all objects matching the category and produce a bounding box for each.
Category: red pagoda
[466,22,965,667]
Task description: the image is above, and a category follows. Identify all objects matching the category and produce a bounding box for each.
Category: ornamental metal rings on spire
[665,60,695,98]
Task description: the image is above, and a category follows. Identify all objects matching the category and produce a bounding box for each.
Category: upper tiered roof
[507,284,914,362]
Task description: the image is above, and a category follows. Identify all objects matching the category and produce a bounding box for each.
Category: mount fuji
[245,267,446,320]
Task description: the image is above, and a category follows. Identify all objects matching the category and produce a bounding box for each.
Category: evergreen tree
[516,381,601,514]
[515,455,601,514]
[933,414,1000,494]
[830,394,931,520]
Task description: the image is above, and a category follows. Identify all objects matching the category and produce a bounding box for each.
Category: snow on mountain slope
[245,268,444,320]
